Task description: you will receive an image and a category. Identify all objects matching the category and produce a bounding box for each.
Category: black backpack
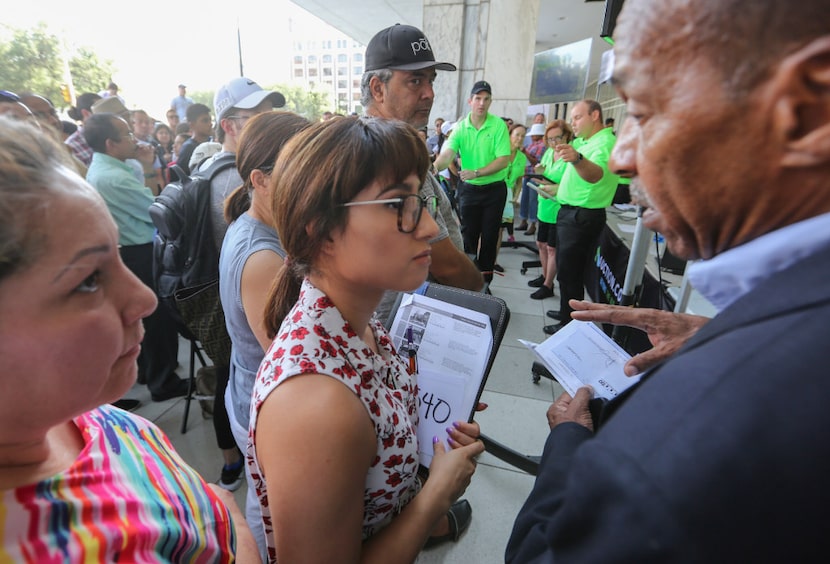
[149,154,236,365]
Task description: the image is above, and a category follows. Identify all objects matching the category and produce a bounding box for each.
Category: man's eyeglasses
[115,131,135,142]
[340,194,438,233]
[224,114,252,126]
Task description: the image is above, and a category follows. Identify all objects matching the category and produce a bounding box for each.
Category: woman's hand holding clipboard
[524,174,558,199]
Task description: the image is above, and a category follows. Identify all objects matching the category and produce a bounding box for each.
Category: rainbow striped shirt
[1,405,235,562]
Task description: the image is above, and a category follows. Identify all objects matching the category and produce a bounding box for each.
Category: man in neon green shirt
[544,99,619,335]
[435,81,511,284]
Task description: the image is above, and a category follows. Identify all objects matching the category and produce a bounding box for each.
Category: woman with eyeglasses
[528,120,575,301]
[218,110,311,559]
[249,116,484,563]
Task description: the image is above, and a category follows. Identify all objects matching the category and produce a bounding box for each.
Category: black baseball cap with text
[471,81,492,96]
[365,24,457,72]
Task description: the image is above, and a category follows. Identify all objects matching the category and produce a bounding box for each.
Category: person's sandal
[423,499,473,549]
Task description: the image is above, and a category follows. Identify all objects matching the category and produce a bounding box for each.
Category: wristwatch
[474,169,480,177]
[576,152,584,162]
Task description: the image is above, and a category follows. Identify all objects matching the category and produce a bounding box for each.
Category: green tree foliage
[68,46,116,103]
[0,23,115,110]
[269,83,330,122]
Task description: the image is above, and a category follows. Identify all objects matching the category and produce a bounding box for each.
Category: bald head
[610,0,830,259]
[617,0,830,96]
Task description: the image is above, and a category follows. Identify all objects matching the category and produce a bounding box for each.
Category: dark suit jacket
[507,242,830,563]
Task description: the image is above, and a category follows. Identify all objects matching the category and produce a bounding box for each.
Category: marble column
[424,0,541,127]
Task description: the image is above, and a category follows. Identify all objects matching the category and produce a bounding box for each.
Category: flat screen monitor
[529,37,593,105]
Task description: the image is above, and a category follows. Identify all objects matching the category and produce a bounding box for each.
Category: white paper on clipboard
[525,180,556,200]
[389,293,492,466]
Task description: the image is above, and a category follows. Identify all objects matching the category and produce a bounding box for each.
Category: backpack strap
[196,153,237,182]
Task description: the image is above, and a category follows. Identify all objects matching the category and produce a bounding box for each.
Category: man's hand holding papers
[520,321,640,401]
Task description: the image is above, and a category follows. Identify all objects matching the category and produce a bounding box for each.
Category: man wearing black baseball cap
[363,24,484,316]
[361,22,482,549]
[435,79,511,285]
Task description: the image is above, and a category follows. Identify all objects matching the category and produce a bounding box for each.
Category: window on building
[337,54,347,63]
[353,53,363,62]
[337,80,347,89]
[353,65,362,75]
[322,54,332,63]
[323,67,332,77]
[309,68,318,77]
[308,55,317,64]
[337,66,347,76]
[293,55,303,64]
[294,69,304,78]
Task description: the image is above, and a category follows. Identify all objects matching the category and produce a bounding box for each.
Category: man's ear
[772,36,830,168]
[369,76,385,104]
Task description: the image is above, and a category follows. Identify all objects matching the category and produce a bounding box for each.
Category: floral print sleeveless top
[248,279,420,561]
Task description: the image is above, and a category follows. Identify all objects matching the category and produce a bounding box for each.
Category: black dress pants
[213,362,236,450]
[119,243,181,396]
[555,206,607,320]
[458,180,507,282]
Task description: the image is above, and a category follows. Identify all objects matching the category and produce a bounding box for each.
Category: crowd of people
[2,0,828,561]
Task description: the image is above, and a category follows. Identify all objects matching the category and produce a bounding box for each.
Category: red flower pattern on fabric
[248,279,420,556]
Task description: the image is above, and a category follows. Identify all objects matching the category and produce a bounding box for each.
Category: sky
[3,0,343,118]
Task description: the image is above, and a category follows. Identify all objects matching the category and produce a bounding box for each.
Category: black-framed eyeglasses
[340,194,438,233]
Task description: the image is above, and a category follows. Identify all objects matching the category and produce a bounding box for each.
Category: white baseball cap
[189,142,223,171]
[527,123,546,137]
[213,77,286,121]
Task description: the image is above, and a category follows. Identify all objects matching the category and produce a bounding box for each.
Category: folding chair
[179,331,213,434]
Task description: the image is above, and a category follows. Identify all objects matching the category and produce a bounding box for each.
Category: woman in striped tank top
[0,116,259,563]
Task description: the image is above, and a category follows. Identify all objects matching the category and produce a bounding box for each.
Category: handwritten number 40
[419,391,452,424]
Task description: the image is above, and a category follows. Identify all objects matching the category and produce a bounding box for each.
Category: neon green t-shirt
[556,127,619,208]
[446,112,511,185]
[536,147,565,224]
[506,150,527,192]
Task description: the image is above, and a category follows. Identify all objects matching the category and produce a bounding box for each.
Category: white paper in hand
[520,321,640,400]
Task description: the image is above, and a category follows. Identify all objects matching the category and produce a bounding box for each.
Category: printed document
[520,321,640,400]
[390,293,492,466]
